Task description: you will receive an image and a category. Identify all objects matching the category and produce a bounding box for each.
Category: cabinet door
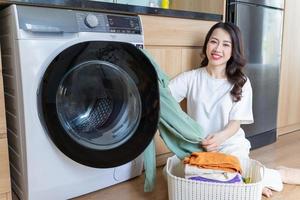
[0,46,11,200]
[277,0,300,135]
[146,47,182,78]
[0,49,6,139]
[141,15,216,47]
[0,192,11,200]
[145,47,202,77]
[0,139,10,195]
[171,0,225,15]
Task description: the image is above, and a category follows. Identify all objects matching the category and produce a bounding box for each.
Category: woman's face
[206,28,232,68]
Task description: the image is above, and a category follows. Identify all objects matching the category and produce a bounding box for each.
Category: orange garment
[183,152,242,173]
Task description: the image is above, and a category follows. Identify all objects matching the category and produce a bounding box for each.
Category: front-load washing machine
[0,5,159,200]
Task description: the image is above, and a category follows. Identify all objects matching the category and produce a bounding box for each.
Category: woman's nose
[214,43,222,52]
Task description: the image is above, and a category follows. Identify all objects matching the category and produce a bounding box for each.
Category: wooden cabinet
[0,139,11,200]
[140,15,218,165]
[171,0,226,15]
[0,48,11,200]
[277,0,300,135]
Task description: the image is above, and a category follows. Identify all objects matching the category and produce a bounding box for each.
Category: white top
[168,67,253,150]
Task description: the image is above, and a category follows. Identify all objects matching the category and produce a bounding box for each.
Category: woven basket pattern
[166,156,264,200]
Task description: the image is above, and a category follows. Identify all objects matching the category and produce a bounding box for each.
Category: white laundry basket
[166,156,264,200]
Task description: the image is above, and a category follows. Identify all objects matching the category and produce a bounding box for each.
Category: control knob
[85,14,99,28]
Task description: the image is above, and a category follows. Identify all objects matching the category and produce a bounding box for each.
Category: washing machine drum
[39,41,159,168]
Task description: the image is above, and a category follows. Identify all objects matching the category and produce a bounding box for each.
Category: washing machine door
[39,41,159,168]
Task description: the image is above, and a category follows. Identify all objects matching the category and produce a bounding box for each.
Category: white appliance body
[19,36,144,200]
[0,5,159,200]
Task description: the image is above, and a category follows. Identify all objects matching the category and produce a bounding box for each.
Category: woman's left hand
[201,133,226,152]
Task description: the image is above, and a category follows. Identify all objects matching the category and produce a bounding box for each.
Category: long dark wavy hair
[200,22,247,102]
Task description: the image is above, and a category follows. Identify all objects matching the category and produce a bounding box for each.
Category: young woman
[168,22,300,198]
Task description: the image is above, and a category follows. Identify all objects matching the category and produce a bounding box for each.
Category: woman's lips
[211,53,222,60]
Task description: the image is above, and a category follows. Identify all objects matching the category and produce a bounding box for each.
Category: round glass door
[56,60,141,150]
[39,41,159,168]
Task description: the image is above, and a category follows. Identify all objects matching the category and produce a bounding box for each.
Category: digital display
[107,15,139,29]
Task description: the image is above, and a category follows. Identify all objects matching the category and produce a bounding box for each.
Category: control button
[136,44,144,49]
[108,20,114,26]
[85,14,99,28]
[129,20,135,28]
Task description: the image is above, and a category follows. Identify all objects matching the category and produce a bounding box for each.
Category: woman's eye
[210,40,217,44]
[223,43,231,47]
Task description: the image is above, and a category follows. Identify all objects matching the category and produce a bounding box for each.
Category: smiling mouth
[211,53,222,60]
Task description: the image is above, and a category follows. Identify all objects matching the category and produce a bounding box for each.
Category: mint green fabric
[141,49,205,192]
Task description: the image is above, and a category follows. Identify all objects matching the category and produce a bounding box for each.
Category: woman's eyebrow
[210,37,231,44]
[211,37,219,41]
[223,40,232,44]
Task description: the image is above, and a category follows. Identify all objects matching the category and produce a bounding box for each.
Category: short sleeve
[229,78,254,124]
[168,71,191,103]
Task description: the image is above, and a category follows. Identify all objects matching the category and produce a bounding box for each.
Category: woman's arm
[201,120,240,152]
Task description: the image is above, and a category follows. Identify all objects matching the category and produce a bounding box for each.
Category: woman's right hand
[201,133,225,152]
[201,120,240,152]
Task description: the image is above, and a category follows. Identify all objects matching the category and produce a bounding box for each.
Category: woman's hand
[201,133,226,152]
[201,120,241,152]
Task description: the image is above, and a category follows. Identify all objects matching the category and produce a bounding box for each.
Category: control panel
[107,15,141,34]
[17,5,142,36]
[76,12,142,34]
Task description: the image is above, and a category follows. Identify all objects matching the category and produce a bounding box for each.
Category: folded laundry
[185,164,243,184]
[184,152,243,184]
[185,164,240,181]
[184,152,242,173]
[188,173,243,184]
[185,164,236,177]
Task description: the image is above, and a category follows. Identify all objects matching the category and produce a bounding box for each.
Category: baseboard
[246,129,277,150]
[277,123,300,135]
